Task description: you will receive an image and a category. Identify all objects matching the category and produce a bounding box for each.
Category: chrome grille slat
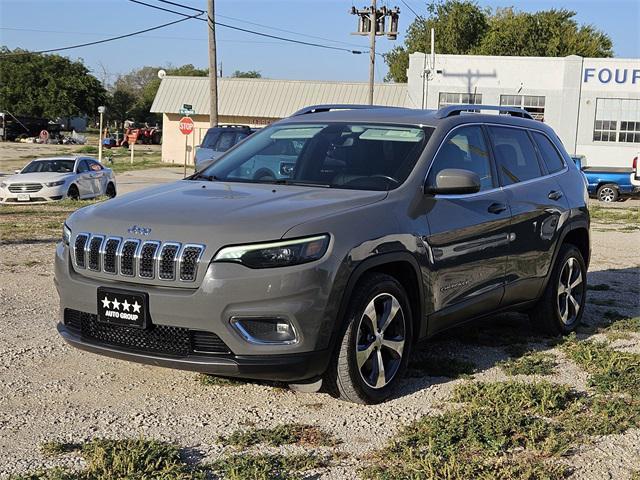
[70,234,205,284]
[87,235,104,271]
[139,241,160,279]
[102,237,121,274]
[8,183,43,193]
[74,234,89,269]
[179,245,204,282]
[119,239,140,277]
[158,243,180,280]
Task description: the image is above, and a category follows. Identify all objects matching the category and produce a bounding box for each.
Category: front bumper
[54,240,339,381]
[0,185,66,203]
[57,323,328,381]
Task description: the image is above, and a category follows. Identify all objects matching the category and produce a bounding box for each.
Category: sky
[1,0,639,85]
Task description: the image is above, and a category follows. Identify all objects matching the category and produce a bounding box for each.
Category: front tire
[67,184,79,201]
[530,244,587,335]
[106,182,116,199]
[325,273,412,404]
[597,184,619,202]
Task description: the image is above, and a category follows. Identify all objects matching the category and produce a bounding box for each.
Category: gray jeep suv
[55,104,590,404]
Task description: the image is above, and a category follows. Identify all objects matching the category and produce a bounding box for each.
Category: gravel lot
[0,200,639,478]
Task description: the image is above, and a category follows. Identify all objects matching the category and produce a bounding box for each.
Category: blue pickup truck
[572,155,640,202]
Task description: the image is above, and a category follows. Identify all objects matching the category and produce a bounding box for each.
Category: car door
[87,159,106,195]
[75,160,93,198]
[422,125,512,334]
[487,125,569,305]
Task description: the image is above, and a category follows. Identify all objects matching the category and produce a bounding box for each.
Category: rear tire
[325,273,412,404]
[67,184,79,201]
[597,184,619,203]
[529,244,587,335]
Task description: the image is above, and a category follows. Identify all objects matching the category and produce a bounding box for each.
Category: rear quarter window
[532,131,565,174]
[488,126,542,186]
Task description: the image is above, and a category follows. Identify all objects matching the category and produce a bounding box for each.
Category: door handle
[487,202,507,214]
[548,190,563,201]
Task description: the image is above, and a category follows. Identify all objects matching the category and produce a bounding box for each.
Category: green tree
[106,88,136,129]
[384,1,613,83]
[0,47,106,118]
[231,70,262,78]
[384,0,488,82]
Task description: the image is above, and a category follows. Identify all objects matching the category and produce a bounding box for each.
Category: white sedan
[0,156,116,204]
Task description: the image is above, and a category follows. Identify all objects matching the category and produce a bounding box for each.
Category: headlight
[62,223,72,246]
[45,180,65,187]
[213,234,330,268]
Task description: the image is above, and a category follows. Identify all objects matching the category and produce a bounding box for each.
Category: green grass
[499,352,557,376]
[605,316,640,333]
[39,441,79,457]
[587,283,611,291]
[210,452,329,480]
[562,338,640,395]
[73,145,98,154]
[590,205,640,224]
[0,199,102,243]
[407,355,476,378]
[220,423,339,448]
[16,438,206,479]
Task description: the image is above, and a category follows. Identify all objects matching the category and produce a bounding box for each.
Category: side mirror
[425,168,481,195]
[15,169,21,174]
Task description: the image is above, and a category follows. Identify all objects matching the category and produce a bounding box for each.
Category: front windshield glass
[22,159,75,173]
[197,123,432,190]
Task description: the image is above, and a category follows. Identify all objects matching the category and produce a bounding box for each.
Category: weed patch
[562,338,640,395]
[590,206,640,224]
[499,352,556,376]
[210,452,328,480]
[196,373,244,386]
[39,441,79,457]
[220,423,339,448]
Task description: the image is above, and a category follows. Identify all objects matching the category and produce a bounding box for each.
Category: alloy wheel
[355,293,406,389]
[557,257,584,325]
[599,187,615,202]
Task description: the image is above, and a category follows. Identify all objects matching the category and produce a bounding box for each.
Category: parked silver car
[0,156,116,203]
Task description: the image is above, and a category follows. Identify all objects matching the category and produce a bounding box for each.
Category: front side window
[198,123,432,191]
[532,132,565,174]
[88,160,104,171]
[488,126,542,186]
[77,160,90,173]
[22,159,75,173]
[428,126,494,191]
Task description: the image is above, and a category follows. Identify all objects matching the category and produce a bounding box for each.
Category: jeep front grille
[70,233,204,283]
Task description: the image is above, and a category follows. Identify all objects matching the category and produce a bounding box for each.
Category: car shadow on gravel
[389,266,639,401]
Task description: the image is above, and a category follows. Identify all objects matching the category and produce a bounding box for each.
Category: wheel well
[367,261,422,342]
[68,183,78,192]
[597,182,618,190]
[563,228,590,268]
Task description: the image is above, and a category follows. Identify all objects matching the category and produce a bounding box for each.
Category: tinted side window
[429,126,494,191]
[532,132,565,174]
[77,160,90,173]
[488,126,542,185]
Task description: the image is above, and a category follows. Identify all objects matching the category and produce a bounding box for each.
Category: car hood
[3,172,73,184]
[68,180,387,256]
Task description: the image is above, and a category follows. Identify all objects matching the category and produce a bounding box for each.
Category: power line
[0,12,203,55]
[400,0,423,19]
[128,0,365,54]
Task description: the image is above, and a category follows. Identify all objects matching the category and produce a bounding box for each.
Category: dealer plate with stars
[97,287,149,328]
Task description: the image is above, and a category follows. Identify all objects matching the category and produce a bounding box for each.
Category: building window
[499,95,545,121]
[438,92,482,108]
[593,98,640,144]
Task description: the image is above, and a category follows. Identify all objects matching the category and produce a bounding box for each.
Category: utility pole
[207,0,218,127]
[350,4,400,105]
[368,0,376,105]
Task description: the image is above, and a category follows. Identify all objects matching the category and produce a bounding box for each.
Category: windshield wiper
[269,179,331,188]
[190,172,219,181]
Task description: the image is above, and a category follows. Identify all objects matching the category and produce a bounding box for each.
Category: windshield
[197,123,432,190]
[22,159,75,173]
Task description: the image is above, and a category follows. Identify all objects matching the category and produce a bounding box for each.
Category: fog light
[231,317,298,344]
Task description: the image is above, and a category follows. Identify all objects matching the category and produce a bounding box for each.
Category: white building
[406,54,640,168]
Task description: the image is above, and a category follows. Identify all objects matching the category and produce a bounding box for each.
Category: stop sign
[179,117,194,135]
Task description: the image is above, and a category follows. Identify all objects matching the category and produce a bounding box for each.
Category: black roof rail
[291,104,403,116]
[435,104,534,120]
